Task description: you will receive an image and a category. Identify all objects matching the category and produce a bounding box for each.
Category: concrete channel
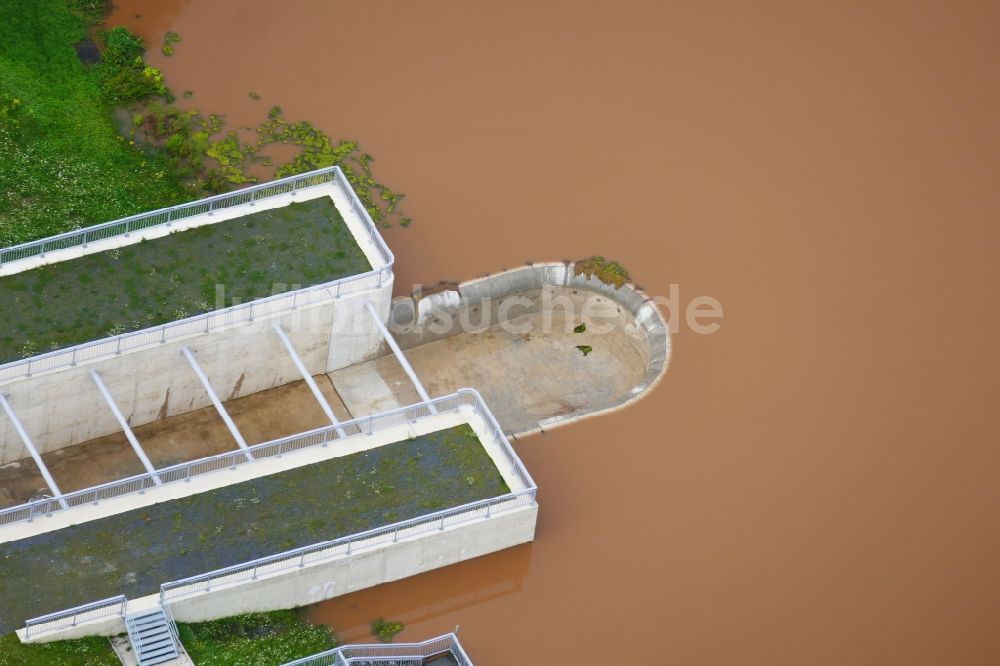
[0,263,669,509]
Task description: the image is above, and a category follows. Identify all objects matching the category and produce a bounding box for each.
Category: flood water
[108,1,1000,663]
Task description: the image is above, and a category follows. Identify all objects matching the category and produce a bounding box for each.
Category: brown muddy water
[108,1,1000,663]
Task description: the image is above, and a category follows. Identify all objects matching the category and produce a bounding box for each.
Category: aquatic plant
[371,618,404,643]
[100,26,144,66]
[162,30,181,56]
[575,255,630,288]
[97,28,170,104]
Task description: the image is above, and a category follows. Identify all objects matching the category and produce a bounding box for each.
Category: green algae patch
[0,425,508,634]
[179,610,337,666]
[574,256,630,289]
[0,197,371,363]
[371,618,404,643]
[0,632,117,665]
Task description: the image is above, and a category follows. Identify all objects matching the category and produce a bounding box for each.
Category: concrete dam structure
[0,167,670,651]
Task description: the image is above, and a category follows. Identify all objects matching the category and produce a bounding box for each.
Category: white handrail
[0,166,394,384]
[281,633,472,666]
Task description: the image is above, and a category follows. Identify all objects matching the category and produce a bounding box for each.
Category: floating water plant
[162,30,181,56]
[371,618,404,643]
[575,255,630,289]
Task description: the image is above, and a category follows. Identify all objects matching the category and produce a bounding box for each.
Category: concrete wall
[388,262,670,434]
[20,505,536,642]
[0,279,392,464]
[168,504,537,623]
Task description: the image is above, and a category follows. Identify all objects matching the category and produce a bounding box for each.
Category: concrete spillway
[0,263,668,509]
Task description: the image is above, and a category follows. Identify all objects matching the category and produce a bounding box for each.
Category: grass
[0,1,191,247]
[0,632,117,665]
[0,0,405,258]
[179,610,337,666]
[0,610,334,665]
[0,424,509,634]
[0,197,371,363]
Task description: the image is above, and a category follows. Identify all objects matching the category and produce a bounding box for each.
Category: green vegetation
[161,31,181,57]
[575,255,630,289]
[0,1,192,246]
[573,322,586,333]
[0,0,405,255]
[0,425,509,633]
[0,197,370,363]
[371,618,404,643]
[179,610,337,666]
[576,344,593,356]
[0,632,117,665]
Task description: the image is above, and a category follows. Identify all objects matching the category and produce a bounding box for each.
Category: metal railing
[281,633,473,666]
[0,389,524,528]
[23,595,126,639]
[20,391,531,645]
[159,389,534,604]
[161,489,536,604]
[160,602,192,662]
[0,166,394,384]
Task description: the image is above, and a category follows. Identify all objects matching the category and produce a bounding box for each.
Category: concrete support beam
[89,370,161,485]
[180,347,253,461]
[273,325,345,437]
[363,300,436,414]
[0,394,68,509]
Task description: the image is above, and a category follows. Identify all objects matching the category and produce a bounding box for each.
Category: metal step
[125,607,180,666]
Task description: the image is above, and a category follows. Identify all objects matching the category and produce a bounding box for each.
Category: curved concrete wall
[389,262,671,435]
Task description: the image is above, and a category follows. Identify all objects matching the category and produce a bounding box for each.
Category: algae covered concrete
[0,197,370,364]
[0,424,508,634]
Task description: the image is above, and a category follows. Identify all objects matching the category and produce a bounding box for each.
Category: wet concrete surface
[339,290,649,434]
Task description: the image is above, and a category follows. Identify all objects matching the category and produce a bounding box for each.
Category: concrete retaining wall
[20,505,536,642]
[168,504,537,623]
[0,280,391,464]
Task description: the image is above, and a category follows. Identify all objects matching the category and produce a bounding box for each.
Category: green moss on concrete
[0,425,508,634]
[178,610,337,666]
[0,632,117,665]
[0,197,371,363]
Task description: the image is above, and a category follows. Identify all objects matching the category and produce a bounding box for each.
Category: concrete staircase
[124,606,179,666]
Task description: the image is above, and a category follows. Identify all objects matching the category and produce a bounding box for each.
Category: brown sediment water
[108,1,1000,663]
